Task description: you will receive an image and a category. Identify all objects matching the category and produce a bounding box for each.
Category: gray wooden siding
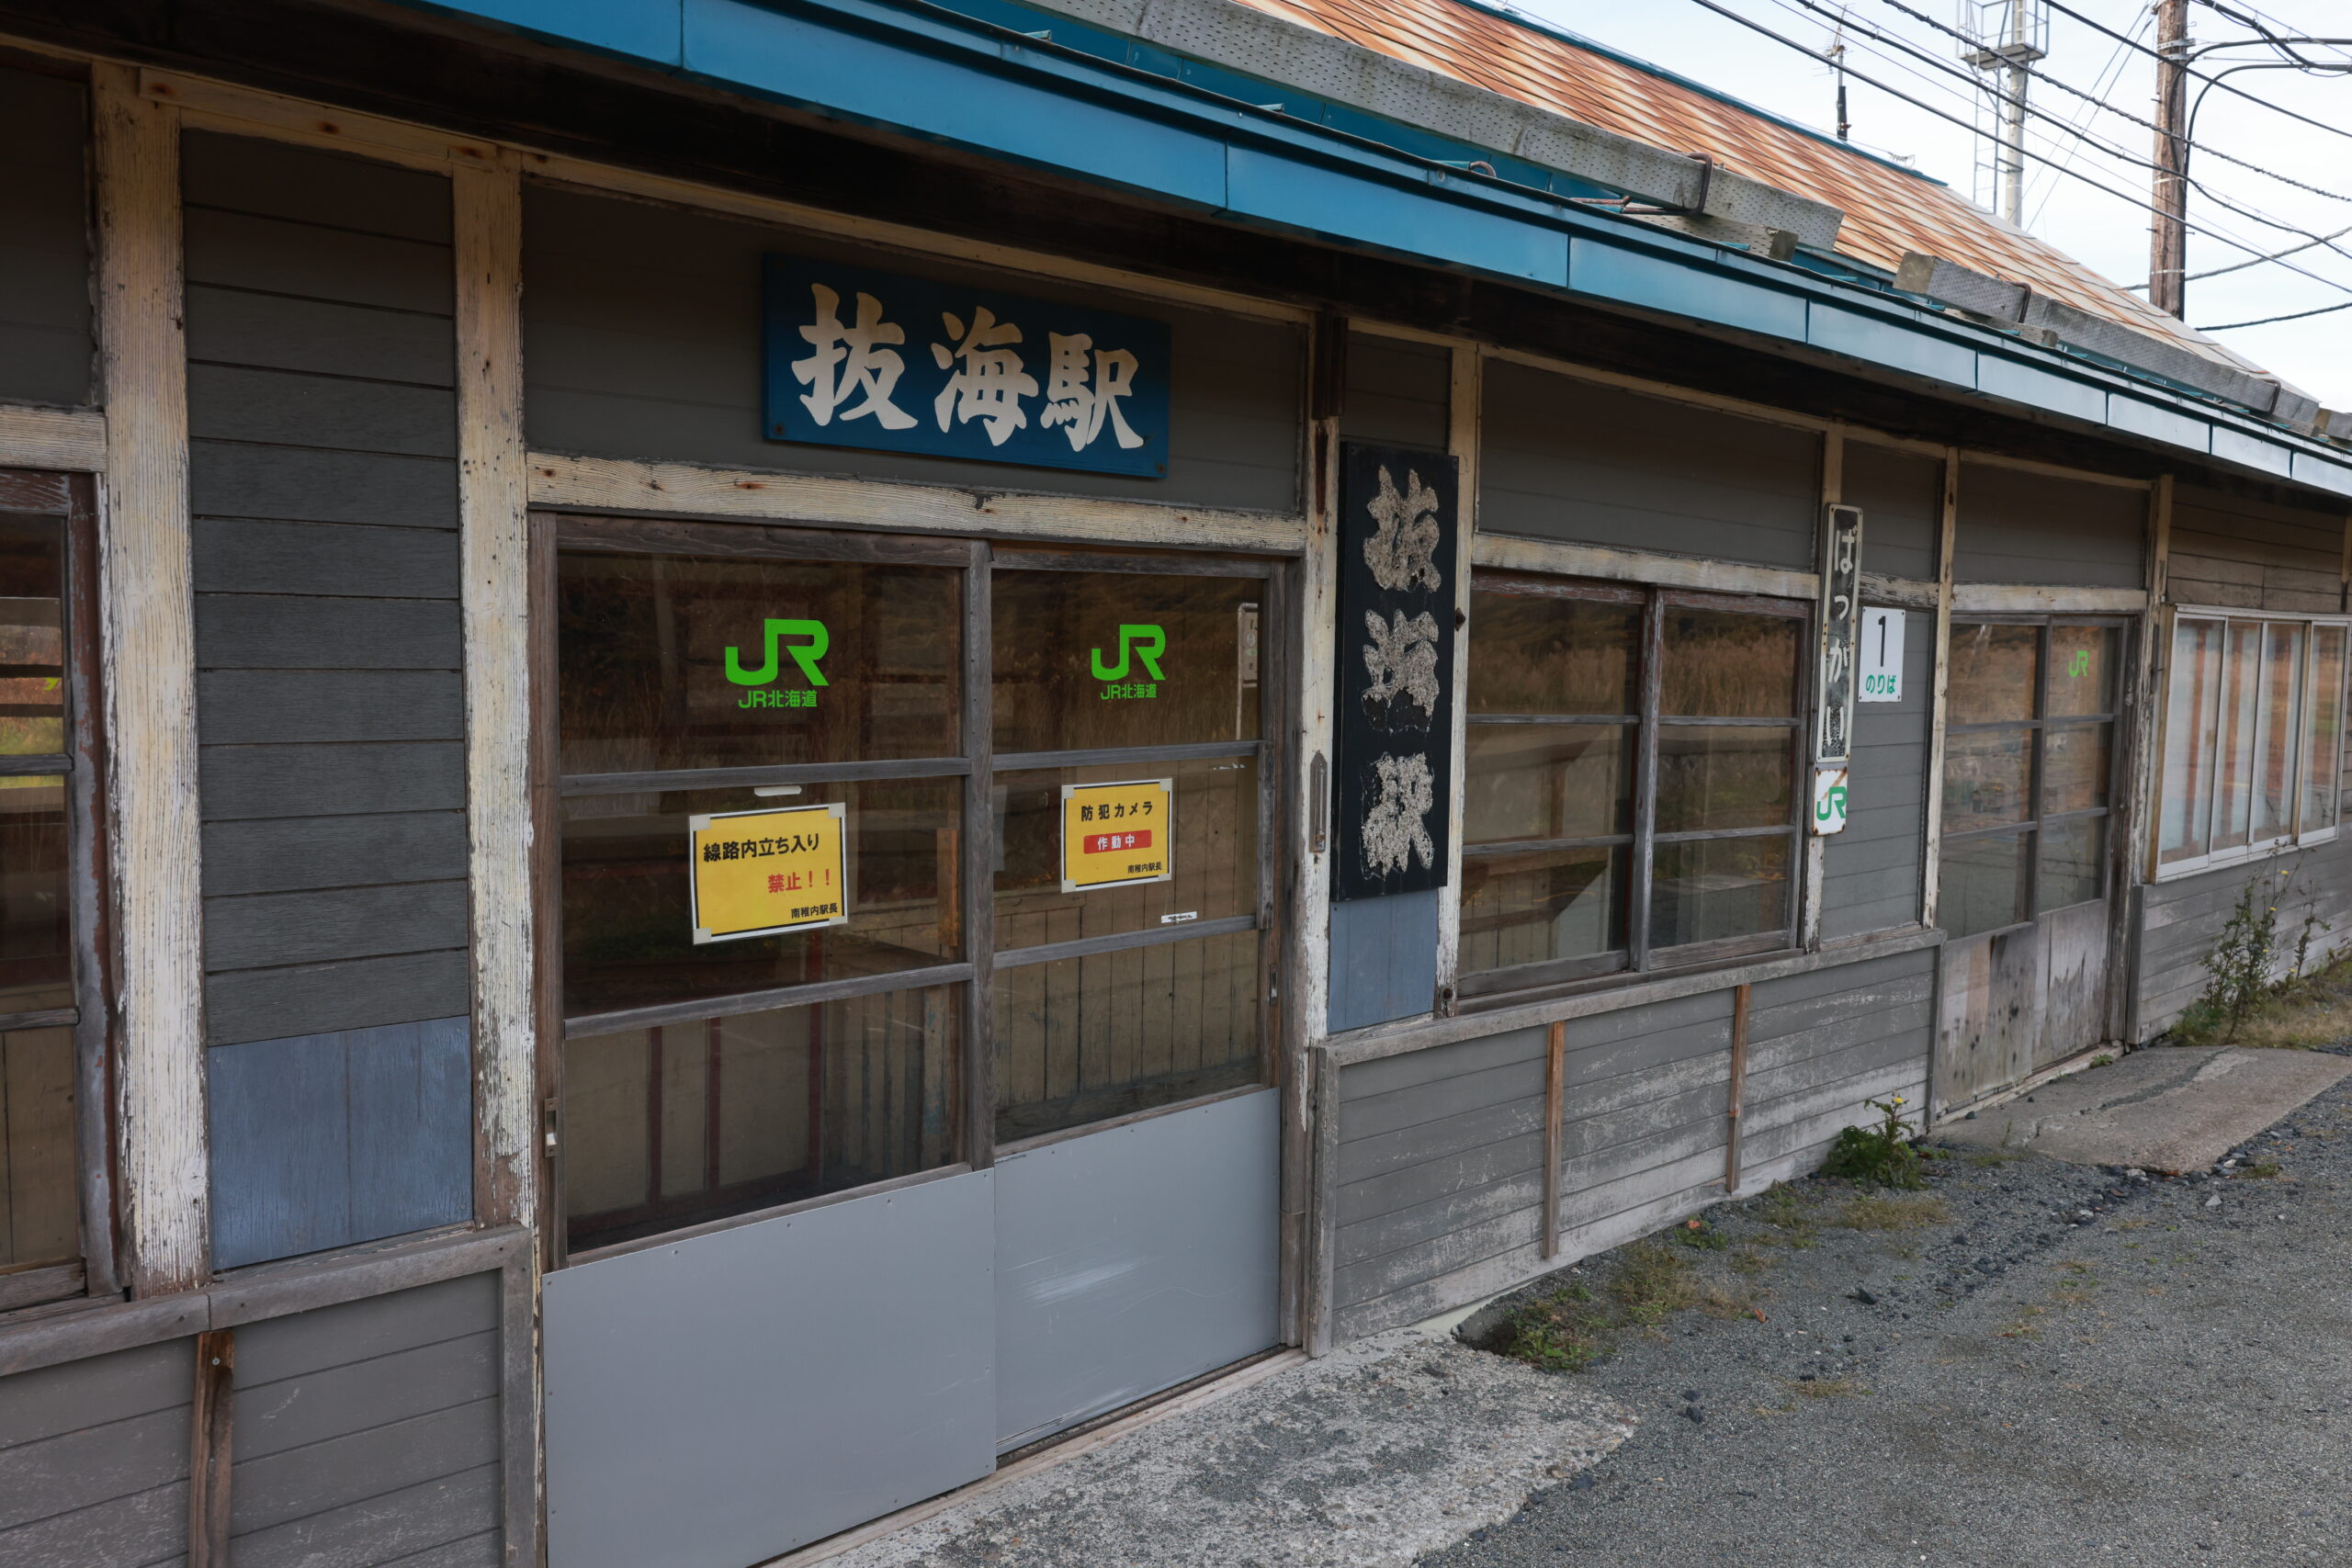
[1329,949,1934,1341]
[1845,441,1940,582]
[209,1017,473,1269]
[0,62,91,409]
[2135,835,2352,1038]
[1340,333,1449,451]
[1328,889,1440,1033]
[183,131,468,1056]
[1953,461,2143,587]
[1822,608,1930,939]
[520,185,1303,512]
[2168,484,2346,614]
[1479,360,1821,570]
[229,1273,503,1568]
[0,1337,191,1568]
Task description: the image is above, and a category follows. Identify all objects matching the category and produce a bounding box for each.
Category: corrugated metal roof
[1233,0,2255,371]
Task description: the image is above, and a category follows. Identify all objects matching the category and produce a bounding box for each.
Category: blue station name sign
[762,256,1173,478]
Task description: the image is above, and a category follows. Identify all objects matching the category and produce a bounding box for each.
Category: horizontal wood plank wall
[1326,946,1937,1342]
[519,184,1304,514]
[1952,462,2145,588]
[1821,607,1931,940]
[1340,332,1449,452]
[0,61,92,410]
[2135,834,2352,1038]
[1478,359,1821,571]
[0,1337,194,1566]
[226,1273,503,1568]
[183,131,472,1266]
[1845,441,1942,583]
[2167,484,2347,613]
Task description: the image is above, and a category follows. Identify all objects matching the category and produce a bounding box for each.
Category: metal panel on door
[544,1169,996,1568]
[994,1089,1280,1451]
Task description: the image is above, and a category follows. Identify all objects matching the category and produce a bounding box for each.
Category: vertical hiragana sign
[1815,503,1864,765]
[1333,443,1459,902]
[763,256,1172,478]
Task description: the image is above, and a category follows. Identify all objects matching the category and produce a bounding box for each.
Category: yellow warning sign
[689,803,848,943]
[1061,778,1173,893]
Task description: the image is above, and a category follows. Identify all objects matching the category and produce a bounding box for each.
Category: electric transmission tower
[1957,0,2049,224]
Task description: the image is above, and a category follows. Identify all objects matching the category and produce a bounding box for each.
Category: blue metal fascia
[391,0,2346,490]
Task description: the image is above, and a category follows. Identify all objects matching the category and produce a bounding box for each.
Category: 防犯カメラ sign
[1061,779,1173,892]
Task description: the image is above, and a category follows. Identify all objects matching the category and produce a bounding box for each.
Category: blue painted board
[763,255,1171,477]
[1569,237,1805,343]
[1329,889,1440,1033]
[209,1016,472,1269]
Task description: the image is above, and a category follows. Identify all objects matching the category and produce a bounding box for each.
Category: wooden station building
[1,0,2349,1563]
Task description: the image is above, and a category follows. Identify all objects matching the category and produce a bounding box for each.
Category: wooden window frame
[0,468,116,1312]
[1456,571,1811,1003]
[2156,604,2351,882]
[534,513,1291,1265]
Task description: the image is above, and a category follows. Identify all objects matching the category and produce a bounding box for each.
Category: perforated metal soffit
[1021,0,2329,434]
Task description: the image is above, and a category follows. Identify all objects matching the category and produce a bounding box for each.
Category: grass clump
[1832,1194,1951,1231]
[1672,1216,1729,1250]
[1820,1096,1928,1190]
[2172,858,2350,1048]
[1788,1376,1864,1399]
[1498,1241,1710,1371]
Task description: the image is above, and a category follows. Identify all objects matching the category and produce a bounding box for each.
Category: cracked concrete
[811,1333,1633,1568]
[1934,1045,2352,1171]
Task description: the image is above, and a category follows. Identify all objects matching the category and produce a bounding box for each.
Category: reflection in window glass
[2042,723,2112,816]
[1459,845,1626,974]
[2307,626,2345,835]
[2253,623,2305,843]
[563,987,960,1254]
[2046,625,2117,716]
[2039,818,2104,912]
[560,780,961,1019]
[992,568,1261,754]
[1469,592,1638,715]
[1655,726,1794,832]
[2213,621,2264,852]
[994,927,1261,1142]
[1941,730,2030,834]
[2160,618,2223,864]
[1649,836,1791,952]
[994,757,1258,951]
[0,778,70,1019]
[1941,831,2030,939]
[558,551,961,775]
[1660,609,1798,717]
[1464,724,1631,843]
[1947,623,2039,725]
[0,1024,76,1271]
[0,515,64,761]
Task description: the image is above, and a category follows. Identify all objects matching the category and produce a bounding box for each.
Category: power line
[1667,0,2352,304]
[2039,0,2352,144]
[2200,298,2352,331]
[2025,12,2147,229]
[2129,222,2352,289]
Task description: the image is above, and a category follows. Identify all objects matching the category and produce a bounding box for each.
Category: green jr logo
[726,619,830,688]
[2066,649,2093,680]
[1090,624,1166,682]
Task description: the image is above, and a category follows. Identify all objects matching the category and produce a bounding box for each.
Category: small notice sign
[689,803,849,943]
[1812,767,1850,836]
[1062,778,1173,892]
[1859,608,1904,703]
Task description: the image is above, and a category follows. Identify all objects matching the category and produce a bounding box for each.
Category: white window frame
[2155,603,2350,881]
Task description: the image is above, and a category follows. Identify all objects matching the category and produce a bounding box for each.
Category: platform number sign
[1859,607,1904,703]
[1815,504,1864,764]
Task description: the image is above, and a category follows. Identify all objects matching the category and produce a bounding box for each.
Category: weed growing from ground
[1672,1217,1729,1250]
[1820,1096,1928,1190]
[1832,1194,1951,1231]
[1497,1243,1711,1371]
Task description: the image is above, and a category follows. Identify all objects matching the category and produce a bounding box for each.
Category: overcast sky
[1502,0,2352,409]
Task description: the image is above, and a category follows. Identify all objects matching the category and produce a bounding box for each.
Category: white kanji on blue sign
[763,257,1172,478]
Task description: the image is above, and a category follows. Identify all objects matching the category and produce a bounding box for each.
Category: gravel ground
[1430,1052,2352,1568]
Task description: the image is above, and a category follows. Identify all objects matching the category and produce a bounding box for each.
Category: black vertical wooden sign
[1815,503,1863,764]
[1333,442,1459,902]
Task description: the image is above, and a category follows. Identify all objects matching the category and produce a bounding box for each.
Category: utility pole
[2150,0,2191,318]
[1960,2,2046,227]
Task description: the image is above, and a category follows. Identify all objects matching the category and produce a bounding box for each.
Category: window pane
[2043,723,2112,816]
[1660,608,1799,717]
[992,568,1262,753]
[1656,725,1793,832]
[1468,590,1639,716]
[1942,730,2030,833]
[2039,818,2105,911]
[1459,844,1628,976]
[995,756,1258,951]
[995,927,1261,1143]
[0,777,71,1017]
[2253,622,2305,842]
[0,1025,76,1272]
[560,779,960,1019]
[2214,621,2264,852]
[1463,724,1632,843]
[1948,623,2039,725]
[1940,830,2030,938]
[557,550,961,774]
[2160,618,2224,864]
[563,987,959,1254]
[0,515,64,760]
[2046,625,2118,716]
[2310,626,2346,834]
[1648,834,1792,952]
